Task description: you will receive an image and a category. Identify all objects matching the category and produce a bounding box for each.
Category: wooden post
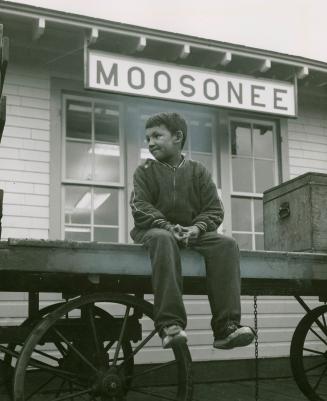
[0,25,9,238]
[28,292,40,319]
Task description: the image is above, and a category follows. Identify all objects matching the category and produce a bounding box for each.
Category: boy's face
[145,124,182,164]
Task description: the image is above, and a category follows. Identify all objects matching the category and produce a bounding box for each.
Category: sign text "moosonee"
[86,51,296,116]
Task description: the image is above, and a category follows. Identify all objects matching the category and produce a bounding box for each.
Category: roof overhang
[1,1,327,91]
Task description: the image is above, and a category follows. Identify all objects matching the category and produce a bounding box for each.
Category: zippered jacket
[130,157,224,235]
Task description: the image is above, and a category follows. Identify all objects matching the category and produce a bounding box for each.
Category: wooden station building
[0,1,326,373]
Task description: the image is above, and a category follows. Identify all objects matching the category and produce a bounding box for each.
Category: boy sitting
[130,112,255,350]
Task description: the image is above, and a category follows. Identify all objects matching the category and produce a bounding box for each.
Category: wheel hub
[100,369,124,399]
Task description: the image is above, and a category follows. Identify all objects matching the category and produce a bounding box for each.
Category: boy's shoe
[213,322,255,350]
[161,325,187,349]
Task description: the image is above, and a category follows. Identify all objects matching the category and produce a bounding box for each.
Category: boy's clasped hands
[167,224,200,247]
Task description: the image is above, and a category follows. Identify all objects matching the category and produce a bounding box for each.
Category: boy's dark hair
[145,112,187,149]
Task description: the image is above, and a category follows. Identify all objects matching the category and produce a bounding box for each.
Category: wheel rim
[13,293,193,401]
[2,302,66,393]
[291,304,327,401]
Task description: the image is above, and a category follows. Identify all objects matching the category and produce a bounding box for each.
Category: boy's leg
[132,228,187,335]
[191,231,241,335]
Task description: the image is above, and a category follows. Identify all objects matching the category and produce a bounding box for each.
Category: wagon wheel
[13,292,193,401]
[290,304,327,401]
[3,302,133,399]
[2,302,65,393]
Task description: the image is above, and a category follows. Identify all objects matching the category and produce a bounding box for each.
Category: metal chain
[254,295,259,401]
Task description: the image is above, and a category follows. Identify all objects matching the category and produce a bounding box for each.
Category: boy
[130,112,255,350]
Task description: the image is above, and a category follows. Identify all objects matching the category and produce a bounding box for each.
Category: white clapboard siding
[1,64,50,241]
[288,94,327,177]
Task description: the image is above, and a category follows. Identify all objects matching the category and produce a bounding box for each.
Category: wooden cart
[0,239,326,401]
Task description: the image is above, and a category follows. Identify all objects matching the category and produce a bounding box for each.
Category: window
[229,119,278,250]
[62,96,124,242]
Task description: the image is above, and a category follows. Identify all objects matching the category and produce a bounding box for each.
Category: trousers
[131,228,241,336]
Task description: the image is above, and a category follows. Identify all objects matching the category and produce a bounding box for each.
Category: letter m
[96,61,118,86]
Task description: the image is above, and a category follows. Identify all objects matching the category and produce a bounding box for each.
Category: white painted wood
[3,193,49,206]
[2,216,49,229]
[2,227,49,239]
[2,126,31,139]
[288,92,327,177]
[297,66,309,79]
[0,159,49,173]
[33,17,46,41]
[179,44,190,59]
[88,27,99,45]
[221,51,232,66]
[34,184,50,195]
[0,170,49,184]
[136,36,147,52]
[259,59,271,73]
[5,205,49,218]
[1,64,50,241]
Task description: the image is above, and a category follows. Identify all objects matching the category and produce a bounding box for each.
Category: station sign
[85,50,296,117]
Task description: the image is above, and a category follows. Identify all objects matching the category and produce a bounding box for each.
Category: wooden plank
[0,239,326,296]
[0,96,5,139]
[0,190,3,239]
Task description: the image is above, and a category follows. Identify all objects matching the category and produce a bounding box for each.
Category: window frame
[61,94,126,243]
[62,94,126,188]
[228,116,280,250]
[228,117,279,198]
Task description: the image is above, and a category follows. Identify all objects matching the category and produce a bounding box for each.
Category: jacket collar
[156,155,186,170]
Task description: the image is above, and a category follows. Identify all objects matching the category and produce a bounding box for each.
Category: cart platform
[0,239,326,297]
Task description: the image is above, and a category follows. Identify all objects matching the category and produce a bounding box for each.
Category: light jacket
[130,157,224,236]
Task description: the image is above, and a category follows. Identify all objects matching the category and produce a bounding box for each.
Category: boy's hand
[171,224,188,242]
[167,224,200,246]
[179,225,201,247]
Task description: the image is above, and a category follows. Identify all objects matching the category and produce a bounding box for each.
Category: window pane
[94,144,120,182]
[253,125,274,158]
[231,122,251,156]
[255,234,264,250]
[231,198,252,231]
[94,103,120,143]
[94,187,119,226]
[255,159,275,193]
[65,227,91,242]
[254,199,263,232]
[192,153,213,175]
[94,227,118,243]
[190,119,213,174]
[190,120,212,153]
[66,141,92,180]
[232,157,253,192]
[233,233,252,250]
[93,103,121,182]
[66,100,91,140]
[65,186,91,224]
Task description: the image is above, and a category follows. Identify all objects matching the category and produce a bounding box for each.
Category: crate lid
[263,172,327,203]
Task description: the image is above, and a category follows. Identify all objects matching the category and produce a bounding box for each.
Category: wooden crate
[263,172,327,252]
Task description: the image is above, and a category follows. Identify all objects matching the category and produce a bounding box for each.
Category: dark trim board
[193,357,293,383]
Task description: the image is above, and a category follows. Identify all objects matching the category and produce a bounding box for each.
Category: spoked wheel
[13,293,193,401]
[291,304,327,401]
[2,302,66,393]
